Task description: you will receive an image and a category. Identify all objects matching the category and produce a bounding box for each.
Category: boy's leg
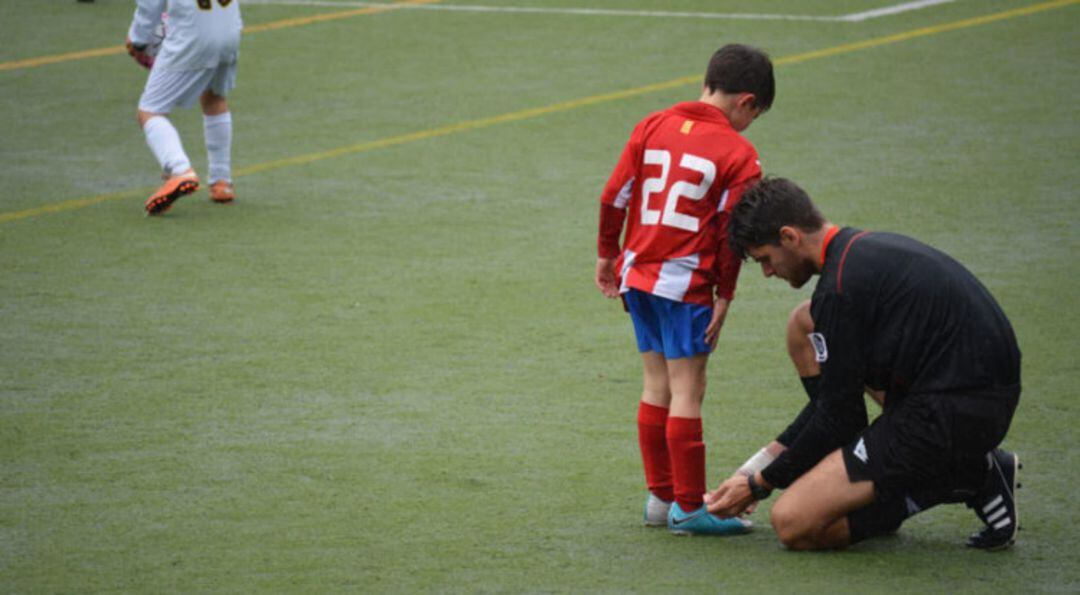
[628,294,747,535]
[140,110,199,215]
[666,354,708,512]
[139,110,192,179]
[138,67,202,179]
[665,353,749,535]
[138,67,214,214]
[638,351,674,507]
[640,351,671,409]
[200,89,235,201]
[625,290,675,519]
[769,450,875,550]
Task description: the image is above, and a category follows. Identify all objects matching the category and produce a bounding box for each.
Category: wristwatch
[747,474,773,501]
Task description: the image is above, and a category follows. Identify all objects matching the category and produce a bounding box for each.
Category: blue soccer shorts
[624,288,712,359]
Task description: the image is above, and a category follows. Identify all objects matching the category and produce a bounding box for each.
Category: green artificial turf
[1,0,1078,591]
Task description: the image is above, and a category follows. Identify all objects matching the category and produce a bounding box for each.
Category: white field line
[241,0,957,22]
[839,0,957,21]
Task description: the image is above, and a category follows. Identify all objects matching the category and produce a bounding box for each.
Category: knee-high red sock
[666,416,705,511]
[637,402,674,502]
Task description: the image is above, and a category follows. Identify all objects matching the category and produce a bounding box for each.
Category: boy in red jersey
[595,44,774,535]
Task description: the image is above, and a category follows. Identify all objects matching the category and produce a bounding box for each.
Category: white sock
[204,111,233,184]
[143,116,191,177]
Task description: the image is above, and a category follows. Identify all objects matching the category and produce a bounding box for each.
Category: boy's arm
[595,257,619,298]
[128,0,166,45]
[713,148,762,301]
[126,0,165,68]
[704,148,761,344]
[704,297,729,349]
[596,153,637,259]
[713,213,743,301]
[595,125,644,296]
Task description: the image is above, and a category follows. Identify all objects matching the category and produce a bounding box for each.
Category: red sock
[666,416,706,512]
[637,402,674,502]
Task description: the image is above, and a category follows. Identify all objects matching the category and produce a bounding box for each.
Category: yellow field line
[1,0,1074,224]
[0,0,440,72]
[0,46,128,71]
[0,190,141,224]
[242,0,440,32]
[234,78,705,177]
[772,0,1079,66]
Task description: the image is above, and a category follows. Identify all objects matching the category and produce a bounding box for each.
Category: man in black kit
[705,177,1022,551]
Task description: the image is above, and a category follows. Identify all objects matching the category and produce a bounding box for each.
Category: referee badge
[808,332,828,363]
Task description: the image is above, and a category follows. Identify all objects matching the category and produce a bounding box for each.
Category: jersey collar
[671,102,734,129]
[819,225,841,268]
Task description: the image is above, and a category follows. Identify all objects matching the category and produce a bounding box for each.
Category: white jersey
[129,0,242,71]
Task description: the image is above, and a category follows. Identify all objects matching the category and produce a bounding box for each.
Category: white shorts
[138,61,238,114]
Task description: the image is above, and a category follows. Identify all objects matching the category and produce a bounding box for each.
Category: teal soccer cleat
[667,502,753,536]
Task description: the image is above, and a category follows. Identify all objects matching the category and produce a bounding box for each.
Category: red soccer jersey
[597,101,762,305]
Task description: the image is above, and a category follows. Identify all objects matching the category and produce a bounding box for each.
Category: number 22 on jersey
[640,149,716,233]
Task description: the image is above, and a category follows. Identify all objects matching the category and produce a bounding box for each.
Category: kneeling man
[706,178,1022,551]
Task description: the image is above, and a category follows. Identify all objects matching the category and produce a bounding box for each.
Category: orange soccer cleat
[145,169,199,216]
[209,181,236,204]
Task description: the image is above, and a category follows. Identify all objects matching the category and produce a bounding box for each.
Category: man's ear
[778,226,801,247]
[737,92,758,110]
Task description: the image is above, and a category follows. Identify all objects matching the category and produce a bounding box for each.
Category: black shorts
[842,385,1019,502]
[841,386,1019,542]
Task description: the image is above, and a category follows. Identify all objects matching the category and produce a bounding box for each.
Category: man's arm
[775,394,817,448]
[760,295,871,490]
[733,440,785,478]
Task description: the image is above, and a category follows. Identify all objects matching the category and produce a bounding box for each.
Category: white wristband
[737,447,776,476]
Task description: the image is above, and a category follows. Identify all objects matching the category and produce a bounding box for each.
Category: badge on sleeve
[808,332,828,363]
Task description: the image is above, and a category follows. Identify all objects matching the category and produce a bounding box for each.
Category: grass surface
[2,0,1078,591]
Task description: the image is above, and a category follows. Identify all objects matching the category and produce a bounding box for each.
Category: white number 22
[640,149,716,232]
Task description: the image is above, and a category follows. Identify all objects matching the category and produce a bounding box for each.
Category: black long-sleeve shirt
[761,228,1021,489]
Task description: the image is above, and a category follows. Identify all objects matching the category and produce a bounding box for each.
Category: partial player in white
[126,0,242,215]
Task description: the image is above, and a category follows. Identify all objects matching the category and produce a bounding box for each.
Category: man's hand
[126,37,154,69]
[595,257,619,298]
[705,472,761,517]
[705,297,730,349]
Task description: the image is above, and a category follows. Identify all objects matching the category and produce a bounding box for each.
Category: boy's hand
[126,37,154,69]
[705,297,730,349]
[595,258,619,298]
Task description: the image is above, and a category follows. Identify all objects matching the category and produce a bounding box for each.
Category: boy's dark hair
[705,44,775,112]
[729,177,825,259]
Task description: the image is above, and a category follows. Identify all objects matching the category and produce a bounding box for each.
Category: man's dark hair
[705,44,775,112]
[729,177,825,259]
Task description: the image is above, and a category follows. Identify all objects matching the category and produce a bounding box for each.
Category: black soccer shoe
[965,449,1020,551]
